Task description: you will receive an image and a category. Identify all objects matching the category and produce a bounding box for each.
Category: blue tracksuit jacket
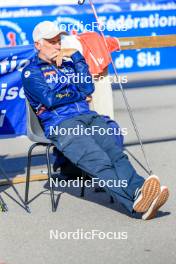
[22,51,95,136]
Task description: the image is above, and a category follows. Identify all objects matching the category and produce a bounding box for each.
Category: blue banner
[0,45,35,135]
[0,9,176,135]
[0,10,176,45]
[0,10,176,73]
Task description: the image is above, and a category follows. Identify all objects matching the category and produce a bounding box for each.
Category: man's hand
[61,48,77,57]
[86,95,93,103]
[50,49,77,67]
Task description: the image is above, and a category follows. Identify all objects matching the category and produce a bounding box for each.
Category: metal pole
[78,0,153,175]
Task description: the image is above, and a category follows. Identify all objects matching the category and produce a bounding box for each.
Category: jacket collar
[34,53,48,65]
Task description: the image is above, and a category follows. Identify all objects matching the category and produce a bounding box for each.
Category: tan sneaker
[133,175,161,213]
[142,186,169,220]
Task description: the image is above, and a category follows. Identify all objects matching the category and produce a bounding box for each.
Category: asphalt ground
[0,84,176,264]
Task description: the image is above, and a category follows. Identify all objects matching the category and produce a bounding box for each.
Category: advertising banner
[0,8,176,135]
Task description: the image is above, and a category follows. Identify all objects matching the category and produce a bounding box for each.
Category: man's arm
[52,49,95,98]
[70,51,95,96]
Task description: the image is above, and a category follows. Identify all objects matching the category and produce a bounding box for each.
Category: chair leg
[0,194,8,212]
[25,143,39,209]
[46,144,55,212]
[80,171,86,197]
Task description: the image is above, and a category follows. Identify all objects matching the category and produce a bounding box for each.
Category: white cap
[32,21,67,42]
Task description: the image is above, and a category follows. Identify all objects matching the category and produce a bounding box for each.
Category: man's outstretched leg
[50,114,169,219]
[89,114,169,219]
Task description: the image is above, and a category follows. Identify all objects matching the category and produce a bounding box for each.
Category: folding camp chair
[25,100,87,212]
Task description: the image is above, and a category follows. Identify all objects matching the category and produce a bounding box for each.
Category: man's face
[35,34,62,62]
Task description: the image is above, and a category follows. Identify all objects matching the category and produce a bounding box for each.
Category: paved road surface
[0,85,176,264]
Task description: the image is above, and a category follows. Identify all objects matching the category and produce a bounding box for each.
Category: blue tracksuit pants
[49,113,145,213]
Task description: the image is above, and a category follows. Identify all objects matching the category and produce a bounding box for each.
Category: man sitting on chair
[22,21,169,220]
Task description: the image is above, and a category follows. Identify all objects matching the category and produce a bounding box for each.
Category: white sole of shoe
[142,186,169,220]
[133,175,161,213]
